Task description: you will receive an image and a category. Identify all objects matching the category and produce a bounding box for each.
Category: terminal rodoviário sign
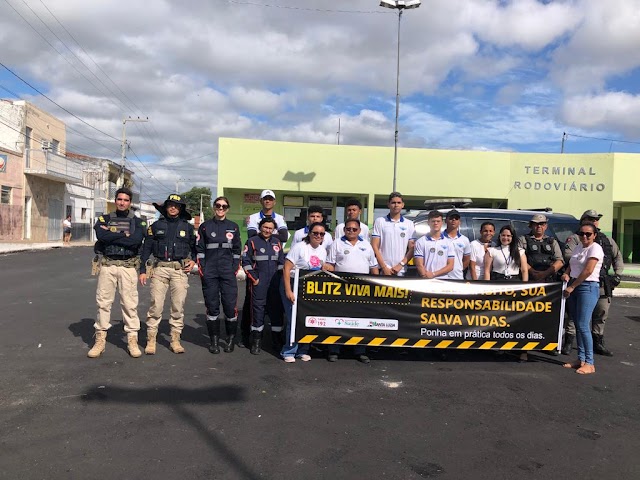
[292,271,564,351]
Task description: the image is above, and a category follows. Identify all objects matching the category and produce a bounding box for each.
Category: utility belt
[145,259,190,279]
[102,256,140,268]
[601,274,621,297]
[490,271,521,282]
[91,255,139,275]
[156,259,189,270]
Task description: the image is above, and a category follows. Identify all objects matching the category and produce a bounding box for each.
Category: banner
[292,271,565,351]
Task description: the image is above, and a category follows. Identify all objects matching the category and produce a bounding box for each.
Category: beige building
[0,100,84,242]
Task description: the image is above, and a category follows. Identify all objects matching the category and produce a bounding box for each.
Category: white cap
[260,189,276,199]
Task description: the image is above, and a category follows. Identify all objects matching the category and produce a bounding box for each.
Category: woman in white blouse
[484,225,529,362]
[560,222,603,375]
[280,222,328,363]
[484,225,528,282]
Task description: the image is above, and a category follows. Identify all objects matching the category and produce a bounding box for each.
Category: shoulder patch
[141,221,147,226]
[98,216,105,222]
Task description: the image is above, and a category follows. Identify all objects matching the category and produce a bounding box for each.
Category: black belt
[105,255,136,260]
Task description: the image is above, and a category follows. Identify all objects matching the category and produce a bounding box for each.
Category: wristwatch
[400,261,406,267]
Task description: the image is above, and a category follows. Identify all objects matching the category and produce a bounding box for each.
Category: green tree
[181,186,213,220]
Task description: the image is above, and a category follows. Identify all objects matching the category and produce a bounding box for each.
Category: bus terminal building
[217,138,640,263]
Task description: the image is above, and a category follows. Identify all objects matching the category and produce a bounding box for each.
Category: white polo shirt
[327,236,378,274]
[467,239,489,280]
[247,211,288,237]
[441,231,471,280]
[334,222,370,242]
[291,225,333,250]
[414,234,455,276]
[371,214,415,275]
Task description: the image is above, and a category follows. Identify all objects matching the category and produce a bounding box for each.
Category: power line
[224,0,392,14]
[564,132,640,147]
[0,62,122,142]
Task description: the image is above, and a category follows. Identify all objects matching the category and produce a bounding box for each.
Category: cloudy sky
[1,0,639,201]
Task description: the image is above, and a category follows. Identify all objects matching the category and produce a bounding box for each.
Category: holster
[91,255,101,276]
[145,260,155,279]
[601,275,613,297]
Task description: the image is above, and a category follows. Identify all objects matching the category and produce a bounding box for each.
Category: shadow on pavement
[81,384,260,479]
[69,318,128,351]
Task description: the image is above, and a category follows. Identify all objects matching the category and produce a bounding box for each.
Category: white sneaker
[283,356,296,363]
[298,354,311,362]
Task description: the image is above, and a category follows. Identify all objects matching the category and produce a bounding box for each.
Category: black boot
[224,318,238,353]
[593,334,613,356]
[271,330,284,353]
[561,333,574,355]
[250,331,262,355]
[206,319,221,354]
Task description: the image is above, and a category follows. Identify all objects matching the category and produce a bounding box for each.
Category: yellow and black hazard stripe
[297,335,558,351]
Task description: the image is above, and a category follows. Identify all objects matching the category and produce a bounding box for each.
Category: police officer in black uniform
[518,213,565,282]
[89,187,146,359]
[242,217,285,355]
[139,194,196,355]
[563,209,623,356]
[196,196,242,354]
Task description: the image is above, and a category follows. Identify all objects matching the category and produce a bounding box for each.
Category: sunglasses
[214,203,229,210]
[532,222,547,226]
[344,227,360,232]
[577,232,593,238]
[447,216,460,220]
[310,231,325,237]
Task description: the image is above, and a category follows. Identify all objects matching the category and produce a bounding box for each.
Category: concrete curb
[0,242,93,254]
[613,288,640,298]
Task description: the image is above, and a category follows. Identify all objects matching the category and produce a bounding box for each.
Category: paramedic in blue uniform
[240,189,289,347]
[197,196,242,354]
[242,217,285,355]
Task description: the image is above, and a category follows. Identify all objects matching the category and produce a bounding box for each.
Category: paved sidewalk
[0,240,93,254]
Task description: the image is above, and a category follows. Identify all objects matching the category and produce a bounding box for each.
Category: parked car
[404,206,580,275]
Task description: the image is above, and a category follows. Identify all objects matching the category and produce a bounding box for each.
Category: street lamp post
[380,0,421,192]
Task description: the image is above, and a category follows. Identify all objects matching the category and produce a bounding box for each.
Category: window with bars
[1,185,11,204]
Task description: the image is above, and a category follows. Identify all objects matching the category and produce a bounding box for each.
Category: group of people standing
[86,188,623,374]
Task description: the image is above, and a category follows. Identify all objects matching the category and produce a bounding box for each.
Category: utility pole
[120,116,149,187]
[200,193,211,224]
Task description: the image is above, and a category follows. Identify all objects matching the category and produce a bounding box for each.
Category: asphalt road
[1,247,639,480]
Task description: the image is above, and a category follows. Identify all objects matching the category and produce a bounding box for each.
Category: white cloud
[562,92,640,137]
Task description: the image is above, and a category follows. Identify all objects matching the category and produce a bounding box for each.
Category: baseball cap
[530,213,548,223]
[260,189,276,199]
[446,209,460,219]
[580,209,603,220]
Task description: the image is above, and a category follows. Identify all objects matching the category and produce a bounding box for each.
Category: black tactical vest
[97,214,139,258]
[525,236,555,271]
[151,218,192,261]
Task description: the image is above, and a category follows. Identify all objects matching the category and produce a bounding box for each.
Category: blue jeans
[567,281,599,365]
[279,277,309,359]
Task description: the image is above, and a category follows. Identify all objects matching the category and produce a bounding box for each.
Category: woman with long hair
[560,222,603,375]
[484,225,528,282]
[484,225,529,362]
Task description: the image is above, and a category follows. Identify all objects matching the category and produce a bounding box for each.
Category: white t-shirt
[414,235,455,276]
[441,231,471,280]
[291,226,333,250]
[467,239,489,280]
[371,215,415,275]
[334,222,370,242]
[327,236,378,274]
[285,241,327,277]
[63,219,72,229]
[488,245,525,277]
[569,243,604,282]
[247,211,288,237]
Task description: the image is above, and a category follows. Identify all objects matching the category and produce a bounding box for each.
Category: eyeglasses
[310,231,325,237]
[214,203,229,210]
[577,232,593,238]
[344,227,360,232]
